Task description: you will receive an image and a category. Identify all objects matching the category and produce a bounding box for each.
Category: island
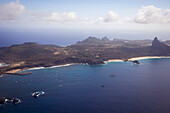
[0,37,170,75]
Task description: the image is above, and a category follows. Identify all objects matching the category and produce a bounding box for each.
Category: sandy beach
[128,56,170,61]
[6,69,21,73]
[48,63,76,69]
[105,59,124,63]
[106,56,170,63]
[27,67,45,71]
[27,63,76,71]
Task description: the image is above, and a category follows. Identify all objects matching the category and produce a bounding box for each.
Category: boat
[32,91,45,98]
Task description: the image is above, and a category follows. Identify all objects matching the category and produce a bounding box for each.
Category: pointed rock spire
[152,37,168,48]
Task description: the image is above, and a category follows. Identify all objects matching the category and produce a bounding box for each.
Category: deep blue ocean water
[1,58,170,113]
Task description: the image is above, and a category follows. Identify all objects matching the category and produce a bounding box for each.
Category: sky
[0,0,170,46]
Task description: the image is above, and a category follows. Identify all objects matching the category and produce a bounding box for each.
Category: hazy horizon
[0,0,170,46]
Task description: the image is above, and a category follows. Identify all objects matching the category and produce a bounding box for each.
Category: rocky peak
[86,36,99,41]
[101,36,110,42]
[76,36,101,45]
[152,37,160,46]
[152,37,167,48]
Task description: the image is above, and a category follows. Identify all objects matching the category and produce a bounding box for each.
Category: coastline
[104,59,124,63]
[48,63,76,69]
[128,56,170,61]
[1,56,170,76]
[0,63,76,76]
[27,63,76,71]
[105,56,170,63]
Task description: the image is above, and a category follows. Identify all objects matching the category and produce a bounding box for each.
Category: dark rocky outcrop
[0,97,7,104]
[0,97,21,105]
[12,98,21,104]
[132,60,140,64]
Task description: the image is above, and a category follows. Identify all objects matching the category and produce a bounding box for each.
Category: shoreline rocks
[132,60,140,64]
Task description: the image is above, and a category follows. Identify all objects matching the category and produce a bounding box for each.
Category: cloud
[122,17,134,23]
[33,11,120,24]
[104,11,120,22]
[134,5,170,24]
[163,9,170,23]
[41,12,78,22]
[95,11,120,23]
[0,2,169,26]
[0,2,78,23]
[0,2,26,20]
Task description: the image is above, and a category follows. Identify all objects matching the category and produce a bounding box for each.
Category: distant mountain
[76,36,124,45]
[76,36,103,45]
[101,36,110,42]
[76,36,152,47]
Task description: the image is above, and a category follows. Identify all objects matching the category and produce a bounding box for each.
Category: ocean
[0,58,170,113]
[0,29,84,47]
[1,28,169,47]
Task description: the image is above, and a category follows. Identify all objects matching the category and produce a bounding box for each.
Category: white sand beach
[6,69,21,73]
[27,67,45,71]
[105,56,170,63]
[105,59,124,63]
[27,63,75,71]
[128,56,170,61]
[48,63,76,69]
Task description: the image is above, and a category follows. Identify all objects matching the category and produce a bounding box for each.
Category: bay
[0,58,170,113]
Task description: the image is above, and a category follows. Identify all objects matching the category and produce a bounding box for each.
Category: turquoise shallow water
[0,58,170,113]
